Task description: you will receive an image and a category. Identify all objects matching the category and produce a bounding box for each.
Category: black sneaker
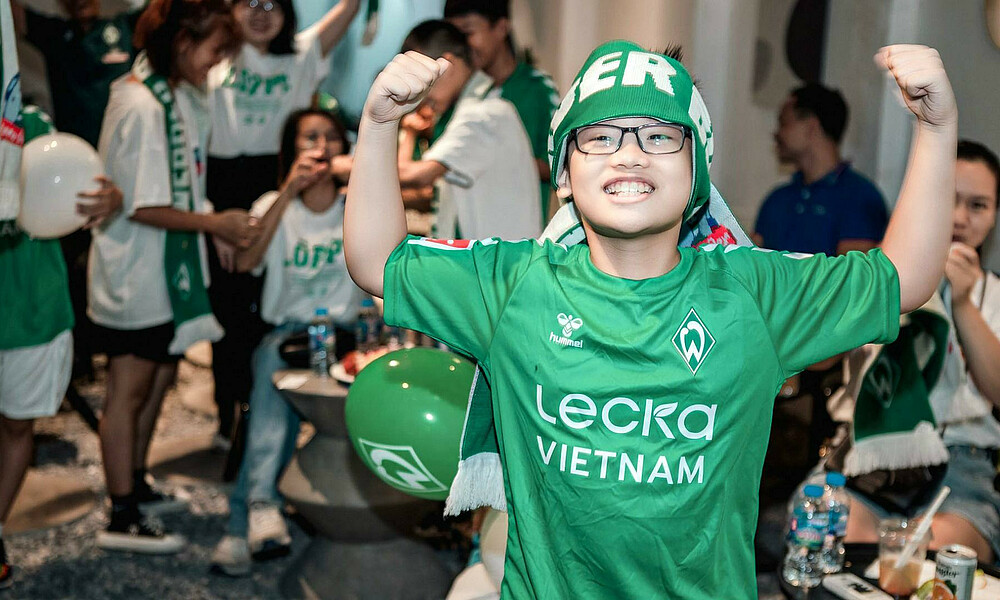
[134,478,190,516]
[96,516,185,554]
[0,539,12,590]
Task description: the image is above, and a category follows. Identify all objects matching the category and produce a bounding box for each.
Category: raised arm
[344,52,449,298]
[876,45,959,313]
[235,149,328,272]
[315,0,361,56]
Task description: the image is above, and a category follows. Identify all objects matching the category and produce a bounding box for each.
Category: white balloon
[480,509,508,591]
[18,133,103,239]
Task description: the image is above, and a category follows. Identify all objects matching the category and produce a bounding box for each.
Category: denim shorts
[937,445,1000,561]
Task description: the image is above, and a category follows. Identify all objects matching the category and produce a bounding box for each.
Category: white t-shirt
[250,191,362,326]
[88,76,211,329]
[942,271,1000,448]
[207,27,329,158]
[423,96,541,241]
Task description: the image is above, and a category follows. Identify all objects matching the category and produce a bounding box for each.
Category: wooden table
[273,369,453,600]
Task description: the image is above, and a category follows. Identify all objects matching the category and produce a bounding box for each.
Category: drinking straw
[892,485,950,571]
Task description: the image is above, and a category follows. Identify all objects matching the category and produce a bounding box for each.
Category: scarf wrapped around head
[547,40,714,224]
[444,42,749,516]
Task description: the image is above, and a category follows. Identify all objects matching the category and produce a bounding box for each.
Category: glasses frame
[570,123,690,156]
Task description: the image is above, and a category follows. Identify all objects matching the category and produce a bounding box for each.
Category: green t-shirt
[488,62,559,219]
[384,237,899,599]
[0,107,74,350]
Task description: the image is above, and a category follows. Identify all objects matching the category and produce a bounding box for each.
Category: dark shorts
[93,322,182,364]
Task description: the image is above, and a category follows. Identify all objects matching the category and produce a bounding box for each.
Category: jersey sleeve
[519,81,559,160]
[383,236,535,360]
[720,246,901,376]
[422,102,499,188]
[837,184,889,242]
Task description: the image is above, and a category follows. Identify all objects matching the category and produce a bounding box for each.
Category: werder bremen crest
[173,263,192,301]
[672,308,715,375]
[357,439,447,494]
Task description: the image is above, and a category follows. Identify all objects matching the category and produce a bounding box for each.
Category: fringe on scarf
[445,452,506,516]
[842,421,949,476]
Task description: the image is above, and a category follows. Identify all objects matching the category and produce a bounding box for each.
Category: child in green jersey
[345,43,957,599]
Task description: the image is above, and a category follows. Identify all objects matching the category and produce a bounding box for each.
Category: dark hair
[263,0,298,55]
[958,140,1000,208]
[789,83,848,144]
[401,20,471,65]
[134,0,241,78]
[278,109,350,184]
[443,0,514,57]
[444,0,508,21]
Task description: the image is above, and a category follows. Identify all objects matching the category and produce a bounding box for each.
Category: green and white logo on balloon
[358,439,448,494]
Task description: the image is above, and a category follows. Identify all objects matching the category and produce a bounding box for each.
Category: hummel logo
[550,313,584,348]
[672,308,715,375]
[557,313,583,337]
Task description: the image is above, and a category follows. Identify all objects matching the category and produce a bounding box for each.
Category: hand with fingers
[76,175,123,229]
[212,236,237,273]
[945,242,983,305]
[213,209,260,248]
[875,45,957,130]
[282,148,330,197]
[363,51,450,125]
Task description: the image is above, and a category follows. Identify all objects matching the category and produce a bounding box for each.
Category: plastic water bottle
[308,308,334,376]
[821,472,850,573]
[783,484,827,589]
[356,297,382,352]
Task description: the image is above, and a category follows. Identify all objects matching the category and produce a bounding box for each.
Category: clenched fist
[363,51,450,125]
[875,45,957,129]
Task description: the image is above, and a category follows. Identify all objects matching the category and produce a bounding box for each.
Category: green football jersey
[489,62,559,219]
[0,107,74,350]
[384,237,899,599]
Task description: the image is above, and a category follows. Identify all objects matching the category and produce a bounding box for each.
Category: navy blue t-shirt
[755,163,888,256]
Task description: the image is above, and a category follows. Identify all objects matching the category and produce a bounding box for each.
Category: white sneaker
[96,516,186,554]
[210,536,251,577]
[247,502,291,560]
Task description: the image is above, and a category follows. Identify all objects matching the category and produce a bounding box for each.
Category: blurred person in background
[394,19,539,241]
[755,83,888,256]
[88,0,251,553]
[211,108,361,576]
[203,0,359,452]
[13,0,144,381]
[445,0,558,222]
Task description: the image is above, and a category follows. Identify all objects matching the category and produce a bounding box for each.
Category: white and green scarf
[839,287,989,475]
[133,53,223,354]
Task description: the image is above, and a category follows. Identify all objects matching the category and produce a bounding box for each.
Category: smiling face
[233,0,285,49]
[447,13,508,72]
[561,116,692,239]
[175,25,235,87]
[953,158,998,249]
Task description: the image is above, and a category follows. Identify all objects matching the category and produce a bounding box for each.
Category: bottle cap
[361,297,375,307]
[825,472,846,487]
[315,307,329,316]
[803,484,823,498]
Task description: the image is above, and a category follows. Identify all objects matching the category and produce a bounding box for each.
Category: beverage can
[931,544,977,600]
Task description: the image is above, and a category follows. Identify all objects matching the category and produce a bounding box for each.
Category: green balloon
[345,348,474,500]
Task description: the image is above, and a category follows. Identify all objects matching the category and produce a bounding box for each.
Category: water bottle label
[793,515,825,549]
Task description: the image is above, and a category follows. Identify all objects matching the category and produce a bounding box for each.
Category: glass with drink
[878,517,930,598]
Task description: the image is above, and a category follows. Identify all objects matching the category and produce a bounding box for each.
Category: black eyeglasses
[571,123,689,155]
